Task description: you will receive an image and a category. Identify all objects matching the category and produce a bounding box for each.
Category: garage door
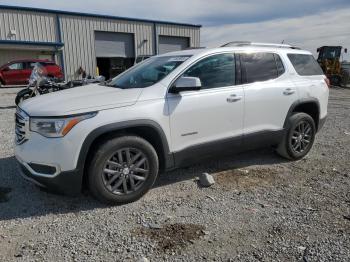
[95,32,134,58]
[159,36,189,54]
[0,50,42,67]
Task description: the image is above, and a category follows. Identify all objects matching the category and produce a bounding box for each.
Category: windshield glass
[108,55,191,89]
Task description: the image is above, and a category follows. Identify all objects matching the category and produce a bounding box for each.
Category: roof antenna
[281,40,285,44]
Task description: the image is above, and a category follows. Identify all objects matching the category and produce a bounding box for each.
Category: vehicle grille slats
[15,108,28,145]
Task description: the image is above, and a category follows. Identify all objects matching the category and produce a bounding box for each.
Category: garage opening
[158,36,190,54]
[95,31,135,80]
[0,49,56,69]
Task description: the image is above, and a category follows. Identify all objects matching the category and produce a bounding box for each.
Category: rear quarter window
[287,54,323,76]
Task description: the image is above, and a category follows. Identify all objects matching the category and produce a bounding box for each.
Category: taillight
[324,78,330,88]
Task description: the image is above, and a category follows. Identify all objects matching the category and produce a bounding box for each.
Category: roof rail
[221,41,300,49]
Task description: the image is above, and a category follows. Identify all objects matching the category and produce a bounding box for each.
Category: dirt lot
[0,87,349,261]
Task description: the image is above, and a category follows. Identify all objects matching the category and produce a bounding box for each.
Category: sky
[1,0,349,60]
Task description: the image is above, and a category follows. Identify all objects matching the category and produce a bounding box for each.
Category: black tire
[330,76,341,87]
[15,89,35,105]
[276,112,316,160]
[88,135,159,205]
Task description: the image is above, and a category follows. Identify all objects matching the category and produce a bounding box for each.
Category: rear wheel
[330,75,341,87]
[276,113,316,160]
[88,136,159,205]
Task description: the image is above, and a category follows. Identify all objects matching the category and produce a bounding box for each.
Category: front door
[2,62,25,85]
[166,53,244,165]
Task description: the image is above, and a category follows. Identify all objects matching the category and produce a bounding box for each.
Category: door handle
[227,94,242,103]
[283,88,295,95]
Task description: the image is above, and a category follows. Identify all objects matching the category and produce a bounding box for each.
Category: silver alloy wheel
[290,120,312,154]
[102,147,149,195]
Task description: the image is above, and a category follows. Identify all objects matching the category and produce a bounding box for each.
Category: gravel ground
[0,87,349,261]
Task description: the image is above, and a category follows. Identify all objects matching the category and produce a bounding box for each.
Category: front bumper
[318,115,327,132]
[16,157,82,196]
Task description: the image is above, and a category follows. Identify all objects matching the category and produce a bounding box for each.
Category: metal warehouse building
[0,5,201,80]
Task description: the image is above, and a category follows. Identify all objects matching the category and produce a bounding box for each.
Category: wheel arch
[284,99,320,130]
[77,120,174,189]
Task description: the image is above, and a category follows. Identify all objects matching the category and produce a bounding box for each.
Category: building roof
[0,5,202,28]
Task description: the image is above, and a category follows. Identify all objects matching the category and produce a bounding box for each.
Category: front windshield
[108,55,191,89]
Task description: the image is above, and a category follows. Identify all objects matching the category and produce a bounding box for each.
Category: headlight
[30,112,97,138]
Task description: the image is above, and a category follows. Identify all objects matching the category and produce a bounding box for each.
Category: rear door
[22,62,35,84]
[1,62,25,85]
[240,52,297,138]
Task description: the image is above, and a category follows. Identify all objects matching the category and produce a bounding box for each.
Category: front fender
[76,119,174,177]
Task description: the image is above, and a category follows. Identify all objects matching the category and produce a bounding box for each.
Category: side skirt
[171,129,285,169]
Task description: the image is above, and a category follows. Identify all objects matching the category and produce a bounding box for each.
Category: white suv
[15,42,329,204]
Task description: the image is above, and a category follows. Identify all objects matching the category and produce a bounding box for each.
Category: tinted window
[27,62,49,69]
[8,63,24,70]
[242,53,279,83]
[42,62,55,66]
[28,62,40,69]
[274,54,285,76]
[183,53,235,89]
[288,54,323,76]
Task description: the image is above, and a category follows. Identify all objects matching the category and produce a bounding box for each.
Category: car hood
[20,84,143,116]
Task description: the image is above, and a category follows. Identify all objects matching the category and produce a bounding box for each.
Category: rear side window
[241,52,280,84]
[42,62,55,65]
[287,54,323,76]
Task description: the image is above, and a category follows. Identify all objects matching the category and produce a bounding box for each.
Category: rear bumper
[16,157,82,196]
[318,115,327,132]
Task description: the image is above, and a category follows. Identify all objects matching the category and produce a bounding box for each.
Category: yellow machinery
[317,46,348,86]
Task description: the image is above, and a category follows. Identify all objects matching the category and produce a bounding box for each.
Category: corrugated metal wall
[59,15,155,79]
[0,8,201,80]
[0,9,58,42]
[156,24,200,49]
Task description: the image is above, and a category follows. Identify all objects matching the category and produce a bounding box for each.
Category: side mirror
[317,48,320,53]
[345,48,348,54]
[169,76,202,93]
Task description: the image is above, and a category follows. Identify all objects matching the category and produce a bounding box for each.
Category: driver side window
[8,63,24,70]
[183,53,235,89]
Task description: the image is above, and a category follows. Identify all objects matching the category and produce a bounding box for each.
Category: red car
[0,59,63,87]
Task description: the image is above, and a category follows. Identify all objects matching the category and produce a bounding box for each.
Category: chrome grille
[15,107,29,145]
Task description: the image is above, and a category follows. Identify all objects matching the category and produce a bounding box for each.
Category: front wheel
[276,113,316,160]
[88,136,159,205]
